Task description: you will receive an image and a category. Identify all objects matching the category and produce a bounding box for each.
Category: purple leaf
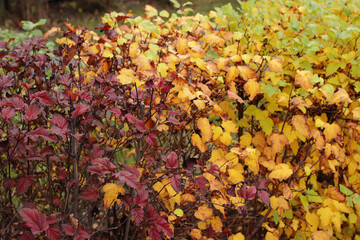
[23,105,41,122]
[258,190,270,206]
[72,103,89,118]
[154,217,173,237]
[131,208,144,225]
[170,174,182,193]
[30,91,54,106]
[165,152,178,169]
[16,175,34,195]
[148,227,161,240]
[255,179,268,190]
[167,117,180,125]
[239,184,256,200]
[113,171,139,189]
[19,208,49,235]
[45,225,61,240]
[134,190,148,207]
[61,224,75,236]
[78,187,100,201]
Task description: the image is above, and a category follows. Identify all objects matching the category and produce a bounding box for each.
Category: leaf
[135,120,147,132]
[326,186,345,202]
[131,208,144,225]
[352,107,360,120]
[16,175,34,195]
[239,185,256,200]
[329,88,353,104]
[258,190,270,206]
[113,171,139,189]
[174,208,184,217]
[165,152,178,169]
[238,65,257,80]
[72,103,90,118]
[268,57,283,74]
[322,123,341,141]
[148,227,161,240]
[269,133,288,154]
[190,229,202,240]
[317,207,332,228]
[269,164,293,181]
[312,231,331,240]
[197,118,213,142]
[157,63,169,78]
[221,120,238,133]
[19,208,49,235]
[292,115,310,139]
[210,216,223,233]
[117,68,138,85]
[226,66,239,83]
[339,184,353,196]
[1,107,15,120]
[61,224,75,236]
[244,79,260,101]
[30,91,54,106]
[102,183,125,209]
[229,232,245,240]
[191,133,208,152]
[134,190,149,207]
[45,225,61,240]
[154,217,173,237]
[170,174,182,193]
[194,205,213,221]
[78,230,90,239]
[78,187,99,201]
[23,105,41,122]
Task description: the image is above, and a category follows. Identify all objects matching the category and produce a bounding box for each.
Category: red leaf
[195,176,208,196]
[125,114,136,124]
[19,232,36,240]
[88,158,116,175]
[148,227,161,240]
[78,187,100,201]
[72,103,90,118]
[61,224,75,236]
[135,120,146,132]
[165,152,178,169]
[23,105,41,121]
[258,190,270,206]
[131,208,144,225]
[46,216,59,225]
[154,217,173,237]
[170,174,182,193]
[19,208,49,235]
[167,117,180,125]
[145,134,158,147]
[134,190,148,207]
[4,178,16,190]
[77,230,90,239]
[145,204,158,221]
[51,113,68,130]
[16,175,34,195]
[255,179,269,190]
[123,164,140,178]
[45,225,61,240]
[27,127,57,142]
[239,185,256,200]
[30,91,54,106]
[1,107,15,120]
[113,171,139,189]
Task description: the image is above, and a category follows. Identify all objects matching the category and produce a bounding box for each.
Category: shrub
[1,0,360,239]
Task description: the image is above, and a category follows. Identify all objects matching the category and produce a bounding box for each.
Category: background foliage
[1,0,360,239]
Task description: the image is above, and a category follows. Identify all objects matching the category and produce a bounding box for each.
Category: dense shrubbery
[1,0,360,239]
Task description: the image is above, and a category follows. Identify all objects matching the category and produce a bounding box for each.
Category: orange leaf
[237,65,257,81]
[244,79,260,101]
[322,123,341,141]
[269,164,293,181]
[326,186,345,202]
[292,115,310,139]
[197,118,213,142]
[269,133,288,154]
[191,133,208,152]
[194,205,213,221]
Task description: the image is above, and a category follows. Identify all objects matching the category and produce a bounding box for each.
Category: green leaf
[326,62,340,76]
[339,184,353,196]
[273,210,280,224]
[169,0,181,8]
[284,209,293,219]
[261,84,280,97]
[353,194,360,207]
[22,19,46,31]
[306,189,323,203]
[299,195,309,211]
[259,118,274,135]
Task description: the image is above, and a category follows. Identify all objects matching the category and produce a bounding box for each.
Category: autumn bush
[1,0,360,239]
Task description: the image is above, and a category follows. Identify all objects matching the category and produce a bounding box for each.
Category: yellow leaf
[56,37,76,47]
[176,38,188,55]
[306,212,319,232]
[219,131,233,146]
[312,231,331,240]
[282,184,293,200]
[270,196,290,210]
[228,164,244,184]
[323,123,341,141]
[190,229,202,240]
[210,216,223,233]
[194,205,213,221]
[174,208,184,217]
[244,79,260,101]
[238,65,257,81]
[226,66,239,83]
[197,118,213,142]
[245,148,260,174]
[117,68,137,85]
[312,129,325,150]
[212,126,223,141]
[295,70,314,91]
[212,197,227,215]
[103,183,124,209]
[268,57,283,74]
[269,164,293,181]
[329,88,353,104]
[102,47,114,58]
[157,63,169,78]
[352,107,360,120]
[229,232,245,240]
[191,133,208,152]
[240,133,252,148]
[292,115,310,139]
[317,207,332,228]
[205,34,225,46]
[269,133,288,154]
[194,99,206,110]
[221,120,238,133]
